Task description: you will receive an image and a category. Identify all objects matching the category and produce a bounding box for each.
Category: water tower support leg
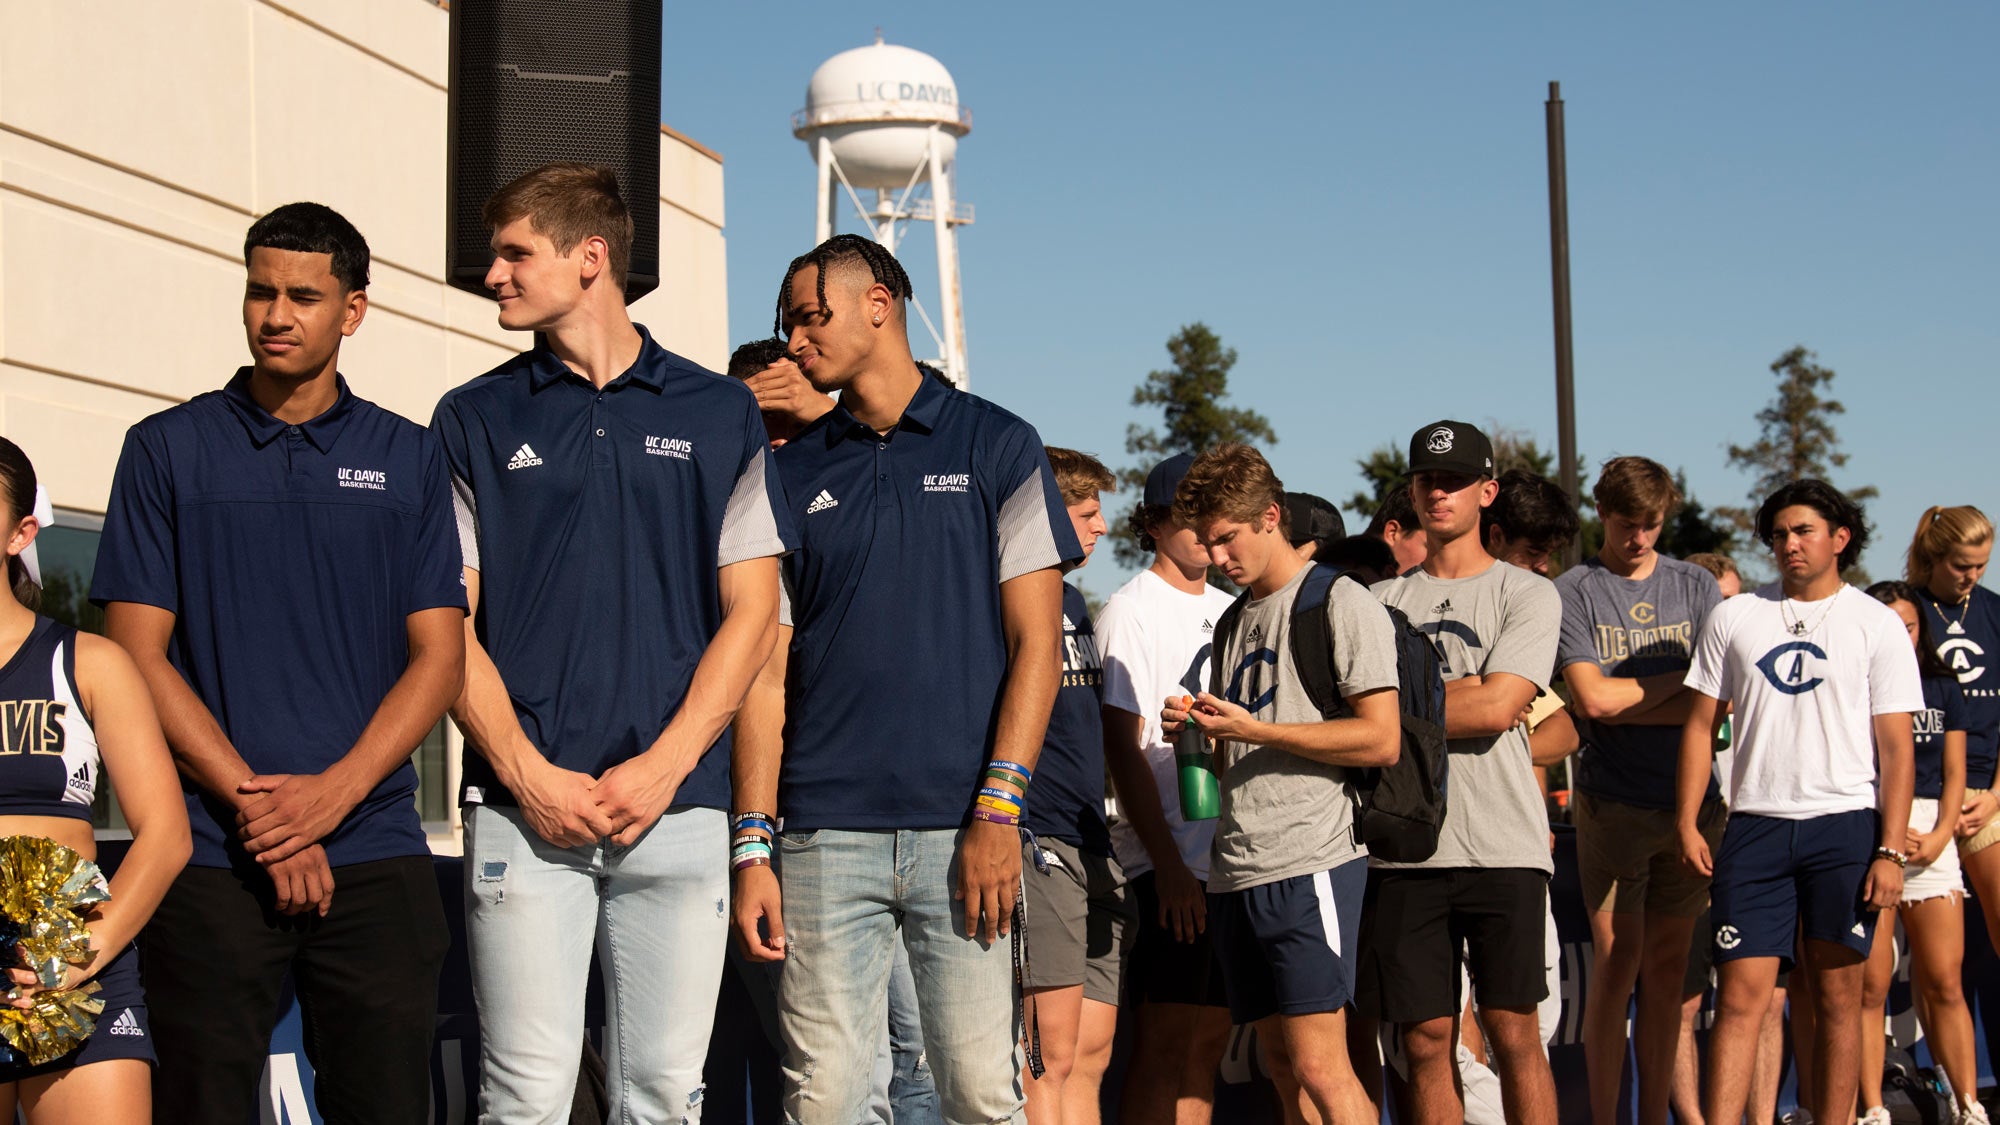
[816,135,835,244]
[928,128,968,388]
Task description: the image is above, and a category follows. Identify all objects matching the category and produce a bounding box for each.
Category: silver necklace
[1782,586,1842,638]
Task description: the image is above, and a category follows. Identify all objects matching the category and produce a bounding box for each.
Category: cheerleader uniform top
[0,616,100,819]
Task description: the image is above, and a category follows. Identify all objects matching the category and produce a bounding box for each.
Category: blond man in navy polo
[433,165,794,1124]
[94,203,467,1125]
[733,236,1081,1125]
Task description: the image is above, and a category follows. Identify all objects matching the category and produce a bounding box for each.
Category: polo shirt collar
[525,324,670,393]
[813,370,950,449]
[222,368,358,452]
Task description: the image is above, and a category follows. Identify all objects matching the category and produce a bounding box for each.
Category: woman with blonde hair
[1905,507,2000,948]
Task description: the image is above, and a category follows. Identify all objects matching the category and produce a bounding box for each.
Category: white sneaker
[1956,1100,1991,1125]
[1858,1107,1892,1125]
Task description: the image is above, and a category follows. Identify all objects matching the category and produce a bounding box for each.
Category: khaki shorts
[1958,788,2000,858]
[1575,792,1725,917]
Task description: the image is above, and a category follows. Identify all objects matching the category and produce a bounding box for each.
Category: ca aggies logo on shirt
[1756,641,1827,695]
[1938,625,1989,689]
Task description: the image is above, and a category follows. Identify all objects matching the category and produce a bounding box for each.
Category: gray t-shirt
[1209,564,1400,893]
[1373,559,1559,873]
[1556,556,1722,810]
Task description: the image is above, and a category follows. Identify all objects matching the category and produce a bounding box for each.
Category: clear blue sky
[659,2,1997,594]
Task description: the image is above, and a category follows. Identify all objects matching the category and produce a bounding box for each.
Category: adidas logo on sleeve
[506,444,543,471]
[806,490,839,514]
[106,1009,144,1037]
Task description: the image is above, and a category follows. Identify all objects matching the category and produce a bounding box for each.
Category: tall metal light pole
[1545,81,1581,564]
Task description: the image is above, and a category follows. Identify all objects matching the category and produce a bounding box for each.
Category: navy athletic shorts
[1710,809,1879,969]
[1209,856,1367,1024]
[0,942,154,1083]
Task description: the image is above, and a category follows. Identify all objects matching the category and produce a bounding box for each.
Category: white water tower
[794,35,974,387]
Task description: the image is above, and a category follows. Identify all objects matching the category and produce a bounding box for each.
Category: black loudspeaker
[447,1,662,302]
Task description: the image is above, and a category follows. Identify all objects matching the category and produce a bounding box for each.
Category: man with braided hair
[736,235,1082,1123]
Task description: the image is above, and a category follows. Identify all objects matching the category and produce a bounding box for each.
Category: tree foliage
[1716,346,1877,579]
[1344,425,1739,568]
[1111,324,1277,570]
[1344,425,1572,522]
[1721,346,1877,517]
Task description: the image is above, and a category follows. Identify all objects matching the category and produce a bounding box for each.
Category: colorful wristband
[733,855,771,872]
[977,786,1025,806]
[972,805,1020,827]
[983,766,1030,788]
[987,760,1034,783]
[976,797,1022,818]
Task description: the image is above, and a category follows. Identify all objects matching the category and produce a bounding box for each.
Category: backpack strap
[1209,589,1252,699]
[1288,563,1345,720]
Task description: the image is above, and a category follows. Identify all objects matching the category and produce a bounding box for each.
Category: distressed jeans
[862,942,945,1125]
[778,827,1023,1125]
[466,803,729,1124]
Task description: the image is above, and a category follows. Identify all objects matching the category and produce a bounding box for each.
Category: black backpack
[1211,562,1450,863]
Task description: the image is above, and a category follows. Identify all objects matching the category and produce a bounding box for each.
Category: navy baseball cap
[1407,420,1495,478]
[1143,452,1198,508]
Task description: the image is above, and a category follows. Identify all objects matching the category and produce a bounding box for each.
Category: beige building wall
[0,0,726,846]
[0,0,729,516]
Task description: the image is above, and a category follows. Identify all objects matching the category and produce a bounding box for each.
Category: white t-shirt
[1684,583,1923,819]
[1099,569,1240,880]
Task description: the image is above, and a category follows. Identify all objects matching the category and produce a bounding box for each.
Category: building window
[37,509,456,838]
[35,511,106,638]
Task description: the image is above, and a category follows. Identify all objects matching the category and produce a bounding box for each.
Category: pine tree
[1111,324,1276,570]
[1719,346,1877,574]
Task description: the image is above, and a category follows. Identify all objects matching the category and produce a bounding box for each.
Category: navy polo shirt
[431,326,794,811]
[1026,582,1111,854]
[774,376,1083,830]
[91,370,467,869]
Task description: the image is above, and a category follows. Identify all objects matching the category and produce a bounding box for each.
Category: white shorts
[1903,798,1966,905]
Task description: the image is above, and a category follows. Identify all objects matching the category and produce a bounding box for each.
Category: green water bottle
[1176,700,1220,821]
[1715,713,1733,753]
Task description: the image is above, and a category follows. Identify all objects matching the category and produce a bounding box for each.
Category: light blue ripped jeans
[466,803,729,1125]
[778,827,1023,1125]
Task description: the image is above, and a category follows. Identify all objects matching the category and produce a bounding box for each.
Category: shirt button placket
[592,391,612,468]
[286,426,310,486]
[876,442,892,506]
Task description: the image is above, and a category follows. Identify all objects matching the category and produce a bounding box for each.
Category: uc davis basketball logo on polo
[1756,641,1828,695]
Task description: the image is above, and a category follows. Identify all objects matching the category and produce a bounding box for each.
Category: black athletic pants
[139,856,450,1125]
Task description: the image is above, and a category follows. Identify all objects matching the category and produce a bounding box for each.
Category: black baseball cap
[1283,492,1346,551]
[1407,420,1495,478]
[1143,452,1198,508]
